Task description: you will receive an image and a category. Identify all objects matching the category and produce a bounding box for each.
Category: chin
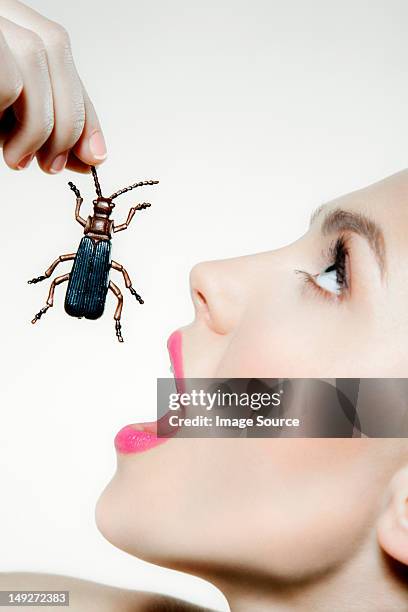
[95,475,155,562]
[95,471,190,570]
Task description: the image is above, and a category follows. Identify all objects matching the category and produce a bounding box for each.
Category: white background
[0,1,408,609]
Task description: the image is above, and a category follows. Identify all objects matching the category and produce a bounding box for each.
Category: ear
[377,465,408,565]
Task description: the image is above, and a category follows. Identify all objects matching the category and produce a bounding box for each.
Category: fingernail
[49,152,67,174]
[89,130,107,161]
[17,153,34,170]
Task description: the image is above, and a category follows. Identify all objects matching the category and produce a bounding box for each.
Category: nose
[189,258,248,335]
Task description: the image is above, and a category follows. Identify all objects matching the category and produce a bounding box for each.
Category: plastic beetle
[28,166,158,342]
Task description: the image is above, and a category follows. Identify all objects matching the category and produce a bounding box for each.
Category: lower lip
[114,423,169,455]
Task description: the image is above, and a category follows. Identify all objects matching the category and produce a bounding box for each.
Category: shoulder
[0,573,214,612]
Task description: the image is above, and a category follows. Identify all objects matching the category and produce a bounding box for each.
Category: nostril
[196,290,207,306]
[193,288,210,319]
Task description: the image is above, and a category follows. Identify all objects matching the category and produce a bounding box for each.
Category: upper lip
[167,330,184,379]
[167,329,186,397]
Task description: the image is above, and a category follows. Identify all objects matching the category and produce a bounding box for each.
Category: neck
[205,533,408,612]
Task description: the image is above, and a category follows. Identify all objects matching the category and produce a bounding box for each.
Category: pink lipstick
[115,331,185,455]
[114,424,168,454]
[167,330,185,393]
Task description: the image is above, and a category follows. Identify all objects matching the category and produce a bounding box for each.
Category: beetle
[28,166,158,342]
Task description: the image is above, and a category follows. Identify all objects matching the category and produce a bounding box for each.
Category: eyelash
[296,236,350,300]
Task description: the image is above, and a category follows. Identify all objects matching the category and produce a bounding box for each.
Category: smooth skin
[0,0,107,174]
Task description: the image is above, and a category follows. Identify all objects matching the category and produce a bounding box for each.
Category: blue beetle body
[65,236,112,320]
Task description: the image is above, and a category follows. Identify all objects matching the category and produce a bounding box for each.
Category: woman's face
[184,169,408,379]
[96,171,408,583]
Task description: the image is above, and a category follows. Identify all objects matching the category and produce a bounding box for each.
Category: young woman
[2,168,408,611]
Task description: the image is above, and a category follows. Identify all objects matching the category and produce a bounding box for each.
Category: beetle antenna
[110,179,159,200]
[91,166,103,197]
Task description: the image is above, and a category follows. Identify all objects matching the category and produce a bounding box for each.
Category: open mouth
[114,330,185,454]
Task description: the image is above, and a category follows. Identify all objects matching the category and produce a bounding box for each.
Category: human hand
[0,0,107,174]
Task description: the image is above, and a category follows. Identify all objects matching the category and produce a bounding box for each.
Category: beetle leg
[68,181,81,199]
[109,280,124,343]
[115,321,123,343]
[113,203,151,233]
[31,273,70,324]
[111,260,144,304]
[31,306,50,323]
[68,182,86,227]
[28,253,75,284]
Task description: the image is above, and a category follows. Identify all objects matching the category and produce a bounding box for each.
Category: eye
[314,265,341,294]
[296,236,349,299]
[315,251,347,296]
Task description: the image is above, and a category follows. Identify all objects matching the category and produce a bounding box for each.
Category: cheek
[248,440,389,578]
[214,295,385,377]
[207,439,393,579]
[214,303,319,377]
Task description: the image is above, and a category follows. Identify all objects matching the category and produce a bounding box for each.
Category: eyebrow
[310,206,386,275]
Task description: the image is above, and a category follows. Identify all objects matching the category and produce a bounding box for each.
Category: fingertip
[17,153,34,170]
[3,143,34,171]
[74,128,108,167]
[89,130,107,161]
[36,151,68,175]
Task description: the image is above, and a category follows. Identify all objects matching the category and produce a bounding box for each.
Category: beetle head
[93,197,115,216]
